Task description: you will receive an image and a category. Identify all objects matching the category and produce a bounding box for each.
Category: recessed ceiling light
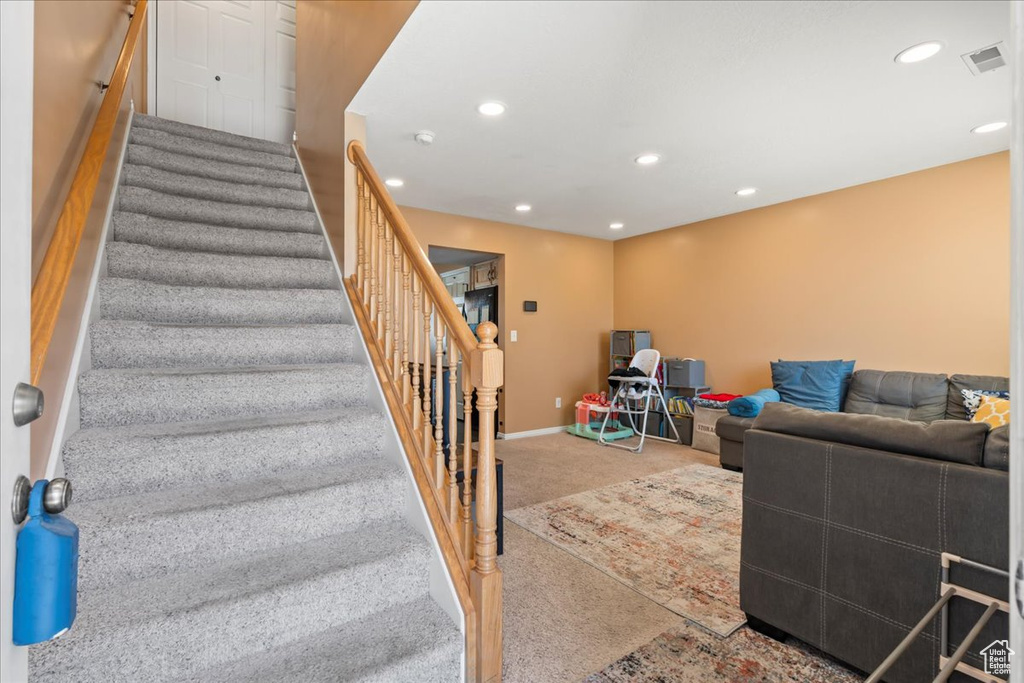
[895,41,943,64]
[971,121,1008,134]
[609,222,624,230]
[634,153,661,166]
[385,178,404,188]
[478,101,506,116]
[515,204,531,212]
[736,187,757,196]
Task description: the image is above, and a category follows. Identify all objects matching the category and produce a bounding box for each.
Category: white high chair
[599,349,680,453]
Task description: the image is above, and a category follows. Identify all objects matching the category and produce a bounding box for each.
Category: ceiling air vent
[961,43,1006,75]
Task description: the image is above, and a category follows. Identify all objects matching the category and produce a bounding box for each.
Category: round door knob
[215,75,221,81]
[12,382,44,427]
[43,478,72,514]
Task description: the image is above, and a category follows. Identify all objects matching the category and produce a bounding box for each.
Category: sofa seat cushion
[716,415,756,442]
[947,373,1010,420]
[844,369,948,422]
[752,402,989,466]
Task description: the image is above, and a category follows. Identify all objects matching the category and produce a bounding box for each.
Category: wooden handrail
[30,0,148,384]
[347,139,504,682]
[347,140,478,356]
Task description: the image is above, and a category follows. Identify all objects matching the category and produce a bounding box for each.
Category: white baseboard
[497,425,572,440]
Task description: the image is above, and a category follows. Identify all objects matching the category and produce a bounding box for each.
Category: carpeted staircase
[30,114,462,682]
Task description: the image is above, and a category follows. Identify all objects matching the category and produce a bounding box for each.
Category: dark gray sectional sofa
[724,370,1009,682]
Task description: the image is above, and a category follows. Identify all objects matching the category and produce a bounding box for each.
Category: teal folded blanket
[727,388,781,418]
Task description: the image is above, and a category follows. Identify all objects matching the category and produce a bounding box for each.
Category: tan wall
[32,0,146,279]
[402,206,615,434]
[31,1,147,477]
[613,152,1011,394]
[294,0,417,270]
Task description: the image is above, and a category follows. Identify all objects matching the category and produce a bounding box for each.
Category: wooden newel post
[470,321,503,683]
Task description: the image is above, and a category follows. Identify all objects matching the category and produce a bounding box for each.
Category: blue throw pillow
[771,360,846,412]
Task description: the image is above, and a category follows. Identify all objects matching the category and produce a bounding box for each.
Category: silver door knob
[43,479,72,514]
[12,382,43,426]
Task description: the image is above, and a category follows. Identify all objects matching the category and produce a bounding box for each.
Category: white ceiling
[350,0,1012,240]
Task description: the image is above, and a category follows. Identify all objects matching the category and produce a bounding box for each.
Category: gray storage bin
[610,330,651,357]
[611,331,633,356]
[669,414,693,446]
[639,411,663,437]
[665,359,706,387]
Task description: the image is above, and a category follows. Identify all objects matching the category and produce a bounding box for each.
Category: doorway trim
[146,0,157,113]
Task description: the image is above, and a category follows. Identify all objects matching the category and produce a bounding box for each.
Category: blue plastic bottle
[12,480,79,646]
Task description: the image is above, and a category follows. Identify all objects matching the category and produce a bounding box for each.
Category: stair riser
[112,214,327,259]
[122,165,312,211]
[74,475,407,590]
[129,127,298,173]
[89,324,357,371]
[34,547,430,682]
[125,144,306,190]
[65,414,386,503]
[119,187,319,234]
[134,113,294,157]
[78,365,370,429]
[98,280,347,325]
[106,246,336,290]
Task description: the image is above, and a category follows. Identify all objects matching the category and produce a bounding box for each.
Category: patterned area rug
[584,623,863,682]
[506,464,745,637]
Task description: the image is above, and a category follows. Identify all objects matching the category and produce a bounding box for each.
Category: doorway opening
[428,245,505,441]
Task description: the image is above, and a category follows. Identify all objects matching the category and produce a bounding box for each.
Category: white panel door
[212,0,264,137]
[157,0,266,138]
[0,1,33,680]
[264,0,297,144]
[156,0,215,128]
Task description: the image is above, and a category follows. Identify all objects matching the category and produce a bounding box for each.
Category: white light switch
[510,330,518,342]
[555,397,562,408]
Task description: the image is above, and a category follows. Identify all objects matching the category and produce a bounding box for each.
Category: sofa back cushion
[843,369,948,422]
[753,402,989,466]
[946,373,1010,420]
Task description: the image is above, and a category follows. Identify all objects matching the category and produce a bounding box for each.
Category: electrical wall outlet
[555,397,562,408]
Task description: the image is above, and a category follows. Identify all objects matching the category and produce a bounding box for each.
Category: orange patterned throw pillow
[971,395,1010,429]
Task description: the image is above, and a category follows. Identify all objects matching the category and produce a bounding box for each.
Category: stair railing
[346,140,503,683]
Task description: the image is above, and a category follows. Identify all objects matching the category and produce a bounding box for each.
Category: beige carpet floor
[496,432,718,682]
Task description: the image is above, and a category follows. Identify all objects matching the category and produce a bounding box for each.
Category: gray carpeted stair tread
[112,212,329,259]
[119,186,318,234]
[89,319,356,369]
[98,278,347,325]
[78,362,369,428]
[121,163,312,211]
[125,143,306,190]
[106,241,336,290]
[31,522,431,683]
[130,126,298,172]
[30,114,456,681]
[64,408,386,503]
[211,595,462,683]
[133,113,294,157]
[70,460,408,589]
